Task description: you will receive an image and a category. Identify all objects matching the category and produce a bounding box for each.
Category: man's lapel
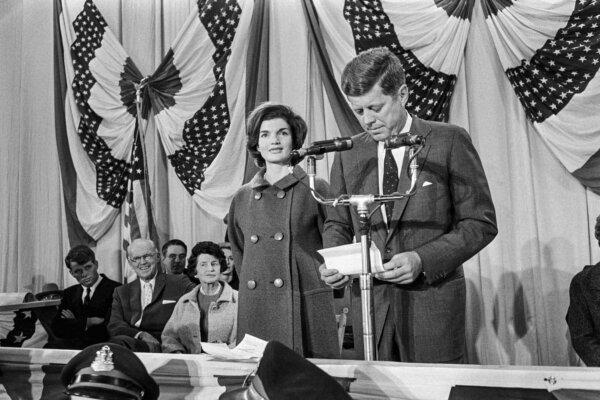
[386,117,432,243]
[129,279,142,324]
[150,272,166,305]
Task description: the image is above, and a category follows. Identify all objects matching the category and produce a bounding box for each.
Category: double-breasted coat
[228,166,338,358]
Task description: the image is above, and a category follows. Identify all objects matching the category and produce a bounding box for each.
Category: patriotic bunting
[483,0,600,194]
[311,0,474,122]
[57,0,254,250]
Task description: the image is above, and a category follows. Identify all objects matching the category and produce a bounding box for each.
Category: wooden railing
[1,347,600,399]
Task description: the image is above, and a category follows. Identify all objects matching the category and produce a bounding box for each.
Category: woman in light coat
[227,102,338,358]
[162,242,237,354]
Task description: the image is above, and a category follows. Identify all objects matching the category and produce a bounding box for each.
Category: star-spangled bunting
[71,1,132,208]
[0,310,37,347]
[483,0,600,194]
[502,2,600,122]
[169,0,241,195]
[343,0,468,122]
[58,0,253,247]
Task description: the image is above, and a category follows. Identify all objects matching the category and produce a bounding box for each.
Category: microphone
[289,137,353,165]
[384,133,425,149]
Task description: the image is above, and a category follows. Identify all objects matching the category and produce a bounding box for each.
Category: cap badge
[91,345,115,372]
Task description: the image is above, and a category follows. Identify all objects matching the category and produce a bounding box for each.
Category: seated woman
[162,241,238,354]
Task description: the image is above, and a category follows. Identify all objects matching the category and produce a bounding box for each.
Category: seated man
[50,245,121,349]
[108,238,195,352]
[61,342,159,400]
[218,242,239,290]
[566,215,600,366]
[161,239,187,275]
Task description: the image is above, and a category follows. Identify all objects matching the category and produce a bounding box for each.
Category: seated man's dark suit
[108,272,195,350]
[567,262,600,366]
[50,274,121,349]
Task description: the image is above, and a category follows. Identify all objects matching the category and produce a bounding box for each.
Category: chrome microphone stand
[303,145,421,361]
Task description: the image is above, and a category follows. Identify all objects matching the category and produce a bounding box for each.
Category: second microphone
[289,137,353,165]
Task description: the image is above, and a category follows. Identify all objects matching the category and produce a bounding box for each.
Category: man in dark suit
[566,215,600,366]
[50,245,121,349]
[108,238,196,352]
[320,47,497,362]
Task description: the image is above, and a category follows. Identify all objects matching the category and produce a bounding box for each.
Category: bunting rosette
[57,0,254,246]
[483,0,600,194]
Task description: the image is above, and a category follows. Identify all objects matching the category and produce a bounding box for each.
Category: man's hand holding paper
[318,243,386,288]
[375,251,423,284]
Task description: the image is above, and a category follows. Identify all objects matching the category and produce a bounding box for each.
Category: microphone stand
[303,145,421,361]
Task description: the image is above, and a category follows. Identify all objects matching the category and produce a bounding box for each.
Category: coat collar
[250,165,306,191]
[181,282,236,305]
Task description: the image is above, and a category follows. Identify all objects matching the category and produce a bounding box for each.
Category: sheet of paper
[318,242,385,275]
[201,334,268,360]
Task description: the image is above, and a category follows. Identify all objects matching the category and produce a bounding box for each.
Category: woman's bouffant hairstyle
[246,102,307,168]
[188,241,227,273]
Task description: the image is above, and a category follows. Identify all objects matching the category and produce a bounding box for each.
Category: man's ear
[398,84,409,105]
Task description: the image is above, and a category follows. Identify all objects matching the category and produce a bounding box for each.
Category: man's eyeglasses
[128,253,157,264]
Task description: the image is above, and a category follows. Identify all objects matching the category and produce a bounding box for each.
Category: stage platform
[1,347,599,399]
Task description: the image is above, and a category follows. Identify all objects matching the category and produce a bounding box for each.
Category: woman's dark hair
[188,241,227,273]
[246,102,307,167]
[341,46,406,97]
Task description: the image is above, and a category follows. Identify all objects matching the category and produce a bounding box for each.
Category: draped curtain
[1,0,599,366]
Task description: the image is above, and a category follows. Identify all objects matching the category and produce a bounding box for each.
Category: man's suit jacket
[108,272,196,342]
[50,274,121,349]
[323,116,497,362]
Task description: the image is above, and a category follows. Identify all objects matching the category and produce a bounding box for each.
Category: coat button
[273,278,283,288]
[276,190,286,199]
[254,192,262,200]
[250,235,259,243]
[385,247,392,254]
[247,280,256,290]
[273,232,284,241]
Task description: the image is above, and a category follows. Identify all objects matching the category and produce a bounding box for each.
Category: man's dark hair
[64,245,96,270]
[188,241,227,273]
[341,46,406,97]
[161,239,187,256]
[246,102,307,168]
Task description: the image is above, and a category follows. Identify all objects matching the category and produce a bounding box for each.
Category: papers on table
[201,334,268,360]
[318,242,385,276]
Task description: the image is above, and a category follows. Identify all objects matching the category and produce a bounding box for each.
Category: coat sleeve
[50,291,83,339]
[414,129,498,284]
[566,273,600,366]
[107,287,140,338]
[322,152,356,249]
[227,192,245,275]
[227,291,238,347]
[161,301,187,353]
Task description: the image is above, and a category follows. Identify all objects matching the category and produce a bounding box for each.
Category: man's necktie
[383,148,399,226]
[143,282,153,309]
[83,287,91,307]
